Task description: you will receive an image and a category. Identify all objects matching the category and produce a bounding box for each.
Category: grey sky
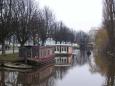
[37,0,103,32]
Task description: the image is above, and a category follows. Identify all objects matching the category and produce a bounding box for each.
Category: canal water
[0,49,115,86]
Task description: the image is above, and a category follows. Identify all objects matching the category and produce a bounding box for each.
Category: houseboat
[49,44,73,55]
[19,46,54,64]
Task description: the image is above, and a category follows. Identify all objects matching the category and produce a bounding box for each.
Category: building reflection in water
[0,55,73,86]
[0,64,55,86]
[54,54,73,80]
[18,64,55,86]
[55,55,73,79]
[0,50,105,86]
[0,68,19,86]
[55,55,73,66]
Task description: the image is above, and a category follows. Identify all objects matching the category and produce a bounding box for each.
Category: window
[48,50,50,55]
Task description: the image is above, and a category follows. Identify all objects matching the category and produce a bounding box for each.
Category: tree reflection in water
[74,49,90,66]
[54,54,73,80]
[54,66,70,80]
[0,50,110,86]
[17,64,55,86]
[0,64,55,86]
[0,68,5,86]
[0,60,72,86]
[0,68,19,86]
[93,52,115,86]
[0,54,74,86]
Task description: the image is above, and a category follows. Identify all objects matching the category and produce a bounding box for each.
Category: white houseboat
[48,44,73,55]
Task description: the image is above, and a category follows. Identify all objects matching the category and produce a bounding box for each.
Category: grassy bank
[0,53,18,61]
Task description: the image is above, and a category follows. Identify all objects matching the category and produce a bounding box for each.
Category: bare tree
[12,0,36,47]
[29,10,40,45]
[76,31,89,49]
[52,21,76,44]
[103,0,115,53]
[51,22,60,44]
[0,0,14,54]
[38,7,55,46]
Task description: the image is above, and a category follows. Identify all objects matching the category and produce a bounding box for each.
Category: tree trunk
[20,43,27,64]
[20,43,24,47]
[13,42,14,54]
[1,41,5,55]
[13,36,15,54]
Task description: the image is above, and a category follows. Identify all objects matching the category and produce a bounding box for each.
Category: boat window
[67,47,69,52]
[61,47,63,51]
[55,46,56,51]
[48,50,50,55]
[44,50,46,56]
[64,47,66,51]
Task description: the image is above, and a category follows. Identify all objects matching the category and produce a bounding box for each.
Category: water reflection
[17,64,55,86]
[55,55,73,66]
[54,54,73,80]
[94,53,115,86]
[73,49,90,66]
[0,50,95,86]
[0,68,19,86]
[54,66,71,80]
[0,49,113,86]
[0,64,55,86]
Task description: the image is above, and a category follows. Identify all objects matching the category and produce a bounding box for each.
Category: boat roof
[47,44,72,47]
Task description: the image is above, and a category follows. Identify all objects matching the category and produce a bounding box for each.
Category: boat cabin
[54,45,73,55]
[19,46,54,63]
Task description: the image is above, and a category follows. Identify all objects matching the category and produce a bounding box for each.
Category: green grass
[0,53,18,61]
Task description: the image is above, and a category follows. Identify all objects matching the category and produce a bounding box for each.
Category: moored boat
[48,44,73,55]
[19,46,55,64]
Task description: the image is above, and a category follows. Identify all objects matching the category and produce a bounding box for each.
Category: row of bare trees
[0,0,77,55]
[0,0,37,54]
[75,31,89,49]
[52,22,75,44]
[103,0,115,54]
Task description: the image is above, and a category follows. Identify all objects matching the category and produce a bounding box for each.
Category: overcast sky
[37,0,103,32]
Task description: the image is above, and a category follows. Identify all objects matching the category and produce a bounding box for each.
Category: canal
[0,49,114,86]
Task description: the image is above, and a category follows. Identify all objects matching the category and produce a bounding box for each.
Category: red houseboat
[19,46,54,64]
